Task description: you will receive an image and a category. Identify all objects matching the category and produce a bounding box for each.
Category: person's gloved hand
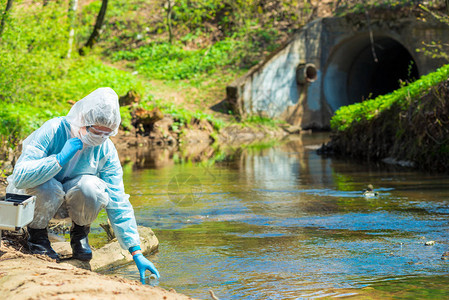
[133,253,160,284]
[56,138,83,166]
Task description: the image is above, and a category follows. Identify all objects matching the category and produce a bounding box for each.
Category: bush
[331,64,449,132]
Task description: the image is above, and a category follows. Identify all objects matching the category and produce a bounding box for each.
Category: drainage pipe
[296,63,318,85]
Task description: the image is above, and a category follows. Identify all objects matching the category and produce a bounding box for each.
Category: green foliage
[331,64,449,132]
[168,0,301,39]
[0,3,144,142]
[193,110,226,130]
[119,106,133,130]
[416,41,449,61]
[172,0,225,29]
[112,38,242,80]
[335,0,432,15]
[416,4,449,61]
[78,0,303,69]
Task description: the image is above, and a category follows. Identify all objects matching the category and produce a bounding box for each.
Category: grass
[330,64,449,132]
[112,38,243,80]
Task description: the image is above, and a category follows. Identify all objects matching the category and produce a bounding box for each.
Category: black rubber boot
[27,227,60,261]
[70,223,92,261]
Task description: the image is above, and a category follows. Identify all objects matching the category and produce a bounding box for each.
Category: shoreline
[0,240,195,300]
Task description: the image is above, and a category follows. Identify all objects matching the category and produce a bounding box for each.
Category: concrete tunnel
[323,34,420,111]
[226,16,448,128]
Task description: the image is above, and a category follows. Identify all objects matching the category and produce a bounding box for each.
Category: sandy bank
[0,242,194,300]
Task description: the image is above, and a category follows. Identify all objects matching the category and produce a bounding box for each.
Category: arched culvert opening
[323,35,419,112]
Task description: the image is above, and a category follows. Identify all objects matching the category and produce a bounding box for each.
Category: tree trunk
[67,0,78,58]
[166,0,174,44]
[334,0,342,12]
[79,0,108,55]
[0,0,14,37]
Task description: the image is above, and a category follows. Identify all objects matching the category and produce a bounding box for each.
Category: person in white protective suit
[7,87,160,282]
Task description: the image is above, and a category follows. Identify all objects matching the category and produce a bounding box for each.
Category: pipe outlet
[296,63,318,85]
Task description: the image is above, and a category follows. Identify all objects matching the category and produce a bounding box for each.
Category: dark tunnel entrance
[324,35,419,111]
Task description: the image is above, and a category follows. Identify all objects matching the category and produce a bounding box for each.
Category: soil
[0,242,195,300]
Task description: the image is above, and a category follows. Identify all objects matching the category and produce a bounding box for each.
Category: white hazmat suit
[7,87,140,250]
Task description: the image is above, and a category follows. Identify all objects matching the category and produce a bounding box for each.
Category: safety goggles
[86,126,114,137]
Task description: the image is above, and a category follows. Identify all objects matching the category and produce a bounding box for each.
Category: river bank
[324,78,449,173]
[0,241,195,300]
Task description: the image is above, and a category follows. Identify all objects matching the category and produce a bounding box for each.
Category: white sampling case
[0,193,36,231]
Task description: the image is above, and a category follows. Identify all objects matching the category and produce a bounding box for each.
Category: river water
[100,132,449,299]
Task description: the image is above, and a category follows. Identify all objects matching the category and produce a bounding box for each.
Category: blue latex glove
[56,138,83,166]
[133,253,160,284]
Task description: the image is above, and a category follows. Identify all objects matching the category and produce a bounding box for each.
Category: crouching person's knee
[64,175,109,225]
[24,178,65,229]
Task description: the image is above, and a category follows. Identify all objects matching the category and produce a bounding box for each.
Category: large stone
[52,226,158,271]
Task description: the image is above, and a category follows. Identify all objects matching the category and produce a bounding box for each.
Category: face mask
[80,131,108,146]
[71,125,82,139]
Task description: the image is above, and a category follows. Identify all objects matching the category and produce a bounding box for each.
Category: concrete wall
[226,13,449,129]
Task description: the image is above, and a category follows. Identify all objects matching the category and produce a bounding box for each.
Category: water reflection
[99,132,449,299]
